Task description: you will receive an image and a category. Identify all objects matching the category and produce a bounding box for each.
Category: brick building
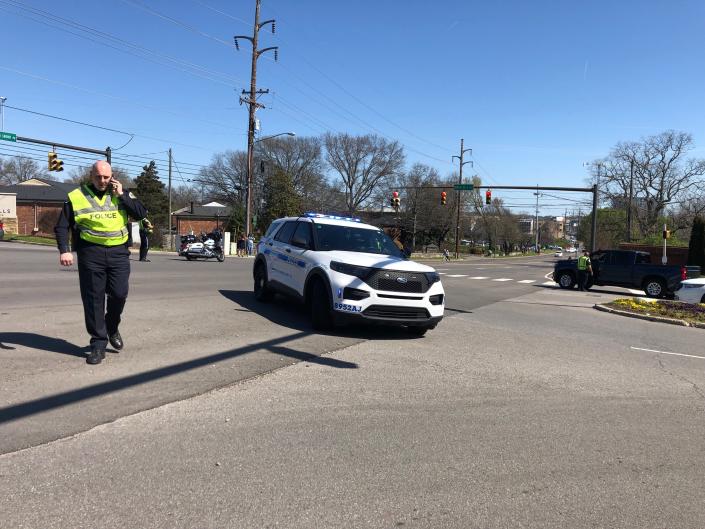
[0,178,75,237]
[172,202,232,236]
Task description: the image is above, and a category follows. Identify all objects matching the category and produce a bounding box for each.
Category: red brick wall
[175,218,231,236]
[16,203,63,237]
[618,243,689,265]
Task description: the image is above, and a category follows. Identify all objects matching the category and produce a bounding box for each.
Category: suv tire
[311,279,334,331]
[254,263,274,302]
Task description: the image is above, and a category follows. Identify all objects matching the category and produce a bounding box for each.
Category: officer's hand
[110,178,123,195]
[59,252,74,266]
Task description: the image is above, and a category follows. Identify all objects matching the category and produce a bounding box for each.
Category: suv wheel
[644,278,666,298]
[310,280,333,331]
[557,272,575,289]
[254,264,274,302]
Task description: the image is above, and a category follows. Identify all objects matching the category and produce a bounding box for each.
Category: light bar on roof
[304,212,362,223]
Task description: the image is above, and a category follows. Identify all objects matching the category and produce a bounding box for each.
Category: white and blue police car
[253,213,445,335]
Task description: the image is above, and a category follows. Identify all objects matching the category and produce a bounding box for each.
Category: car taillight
[681,266,687,281]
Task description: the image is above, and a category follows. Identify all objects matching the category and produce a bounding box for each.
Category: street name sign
[453,184,474,191]
[0,132,17,142]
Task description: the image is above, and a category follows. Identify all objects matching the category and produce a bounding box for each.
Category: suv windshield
[314,223,403,257]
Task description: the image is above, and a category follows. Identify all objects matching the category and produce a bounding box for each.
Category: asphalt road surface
[3,243,704,528]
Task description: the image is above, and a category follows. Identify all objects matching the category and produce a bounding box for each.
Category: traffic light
[440,191,447,206]
[48,152,64,172]
[391,191,400,209]
[485,189,492,205]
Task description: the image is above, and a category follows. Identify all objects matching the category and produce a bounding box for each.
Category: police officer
[55,160,147,364]
[138,218,153,262]
[577,249,593,291]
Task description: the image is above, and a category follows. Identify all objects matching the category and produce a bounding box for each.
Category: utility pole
[168,148,173,250]
[627,159,634,243]
[235,0,278,238]
[0,96,6,131]
[591,184,598,252]
[451,138,472,259]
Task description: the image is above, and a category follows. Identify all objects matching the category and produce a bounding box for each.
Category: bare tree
[593,130,705,238]
[324,133,405,214]
[0,156,47,184]
[256,136,327,211]
[197,150,247,206]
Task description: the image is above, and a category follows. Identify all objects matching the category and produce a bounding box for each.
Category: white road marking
[469,276,489,280]
[542,281,558,286]
[628,289,644,296]
[630,347,705,360]
[438,272,447,275]
[492,278,513,282]
[518,280,536,284]
[446,274,468,278]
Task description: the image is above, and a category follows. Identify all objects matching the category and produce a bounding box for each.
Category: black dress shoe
[87,349,105,365]
[139,259,151,262]
[109,331,124,350]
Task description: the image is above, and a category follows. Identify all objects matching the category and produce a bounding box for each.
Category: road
[2,243,704,528]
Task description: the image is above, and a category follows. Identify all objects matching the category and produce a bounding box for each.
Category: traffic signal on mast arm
[485,189,492,205]
[440,191,447,205]
[391,191,400,209]
[48,151,64,172]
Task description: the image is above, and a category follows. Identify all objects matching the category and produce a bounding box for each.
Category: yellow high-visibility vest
[578,255,591,270]
[68,185,128,246]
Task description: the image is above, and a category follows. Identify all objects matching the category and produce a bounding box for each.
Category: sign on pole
[0,132,17,142]
[453,184,474,191]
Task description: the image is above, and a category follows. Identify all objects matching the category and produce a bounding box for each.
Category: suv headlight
[330,261,374,280]
[424,271,440,285]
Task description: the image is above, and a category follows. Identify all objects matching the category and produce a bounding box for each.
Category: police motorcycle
[182,230,225,262]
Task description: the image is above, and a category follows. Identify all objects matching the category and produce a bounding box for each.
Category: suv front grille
[364,269,430,293]
[363,305,430,320]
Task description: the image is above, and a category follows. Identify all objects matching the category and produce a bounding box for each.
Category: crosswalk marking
[542,281,557,286]
[469,276,489,280]
[517,279,536,284]
[438,272,447,275]
[492,278,513,282]
[446,274,468,278]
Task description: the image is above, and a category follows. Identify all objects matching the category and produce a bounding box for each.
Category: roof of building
[0,178,76,203]
[172,204,232,217]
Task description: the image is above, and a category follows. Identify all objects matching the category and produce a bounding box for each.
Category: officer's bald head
[91,161,113,191]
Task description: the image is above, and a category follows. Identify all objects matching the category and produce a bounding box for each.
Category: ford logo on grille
[396,276,408,284]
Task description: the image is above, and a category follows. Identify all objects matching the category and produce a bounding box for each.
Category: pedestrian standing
[138,218,153,262]
[246,235,254,256]
[55,161,147,365]
[237,234,246,257]
[577,249,593,291]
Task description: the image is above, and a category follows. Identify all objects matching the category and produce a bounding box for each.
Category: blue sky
[1,0,704,213]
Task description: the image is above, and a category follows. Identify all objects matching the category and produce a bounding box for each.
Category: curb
[593,304,705,329]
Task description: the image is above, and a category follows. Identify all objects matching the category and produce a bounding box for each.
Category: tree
[577,209,627,250]
[687,215,705,273]
[260,168,302,231]
[324,133,405,214]
[197,150,247,207]
[134,161,168,231]
[0,156,47,185]
[256,136,328,212]
[592,130,705,239]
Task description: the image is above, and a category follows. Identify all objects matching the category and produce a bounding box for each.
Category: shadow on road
[0,329,357,425]
[219,289,430,341]
[0,332,89,357]
[533,284,646,298]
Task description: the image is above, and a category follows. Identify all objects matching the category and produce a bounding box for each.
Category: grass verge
[5,235,56,246]
[606,298,705,325]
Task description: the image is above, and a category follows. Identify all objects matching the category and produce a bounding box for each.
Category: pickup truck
[553,249,687,297]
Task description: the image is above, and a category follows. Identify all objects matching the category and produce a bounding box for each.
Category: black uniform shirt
[54,184,148,253]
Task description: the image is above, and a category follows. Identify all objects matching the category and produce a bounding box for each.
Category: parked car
[674,277,705,304]
[554,250,563,257]
[553,250,688,297]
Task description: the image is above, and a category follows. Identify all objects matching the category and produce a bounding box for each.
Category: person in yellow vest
[54,161,147,365]
[577,249,593,291]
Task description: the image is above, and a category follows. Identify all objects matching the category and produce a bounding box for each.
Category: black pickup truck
[553,250,687,297]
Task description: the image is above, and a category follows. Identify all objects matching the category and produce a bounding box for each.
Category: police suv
[253,213,445,335]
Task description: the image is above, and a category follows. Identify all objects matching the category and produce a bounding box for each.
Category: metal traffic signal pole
[452,139,473,259]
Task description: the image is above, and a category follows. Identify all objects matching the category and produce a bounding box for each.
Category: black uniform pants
[139,230,149,261]
[77,244,131,350]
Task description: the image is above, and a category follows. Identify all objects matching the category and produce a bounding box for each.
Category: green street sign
[453,184,474,191]
[0,132,17,142]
